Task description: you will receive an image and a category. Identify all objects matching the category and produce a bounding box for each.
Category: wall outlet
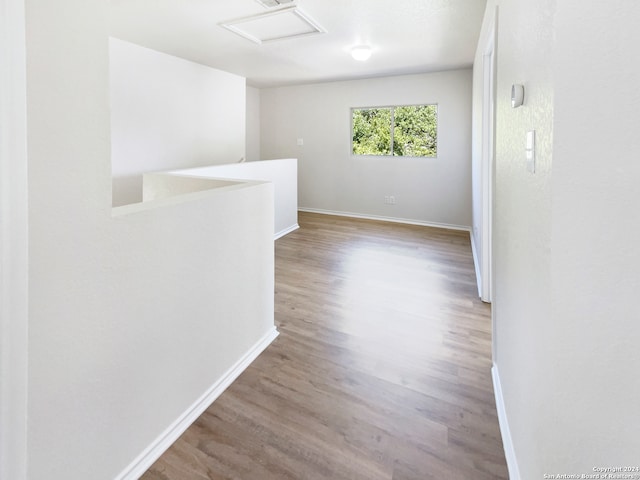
[384,195,396,205]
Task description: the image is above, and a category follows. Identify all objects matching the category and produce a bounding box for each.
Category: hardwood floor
[141,212,508,480]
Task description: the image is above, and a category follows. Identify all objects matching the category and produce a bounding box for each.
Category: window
[351,104,437,157]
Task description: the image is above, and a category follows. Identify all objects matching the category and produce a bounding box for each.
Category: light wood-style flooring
[142,212,508,480]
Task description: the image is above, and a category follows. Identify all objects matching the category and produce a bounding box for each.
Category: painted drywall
[24,2,276,479]
[488,0,555,476]
[246,86,261,161]
[173,158,299,239]
[260,70,473,229]
[547,0,640,473]
[143,174,242,201]
[475,0,640,477]
[0,0,28,477]
[109,37,246,206]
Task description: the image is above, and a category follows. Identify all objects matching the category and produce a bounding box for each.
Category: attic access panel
[254,0,295,7]
[221,6,326,44]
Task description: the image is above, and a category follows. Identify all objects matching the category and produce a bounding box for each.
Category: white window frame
[350,103,438,158]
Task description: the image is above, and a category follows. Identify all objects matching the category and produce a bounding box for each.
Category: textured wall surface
[547,0,640,473]
[491,0,555,476]
[475,0,640,477]
[0,0,29,477]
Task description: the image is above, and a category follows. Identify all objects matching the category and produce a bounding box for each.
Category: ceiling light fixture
[351,46,372,61]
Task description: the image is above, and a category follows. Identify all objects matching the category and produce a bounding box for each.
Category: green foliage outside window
[352,108,392,155]
[352,105,437,157]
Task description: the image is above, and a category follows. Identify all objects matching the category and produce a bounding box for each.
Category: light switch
[526,130,535,173]
[297,138,304,146]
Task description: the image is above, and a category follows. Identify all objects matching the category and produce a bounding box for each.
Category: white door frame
[0,0,29,478]
[480,14,497,305]
[479,8,498,366]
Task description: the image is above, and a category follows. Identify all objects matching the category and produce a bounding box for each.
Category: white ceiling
[108,0,487,88]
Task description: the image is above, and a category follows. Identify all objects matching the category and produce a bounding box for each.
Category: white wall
[0,0,28,478]
[261,70,473,229]
[143,174,242,201]
[246,86,261,161]
[172,158,299,239]
[476,0,640,477]
[488,0,555,476]
[548,0,640,472]
[24,2,276,479]
[110,37,246,206]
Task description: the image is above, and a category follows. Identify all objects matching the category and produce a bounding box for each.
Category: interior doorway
[480,18,496,305]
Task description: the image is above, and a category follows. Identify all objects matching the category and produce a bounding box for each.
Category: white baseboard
[492,364,521,480]
[275,223,299,240]
[115,327,279,480]
[470,232,482,298]
[298,207,471,232]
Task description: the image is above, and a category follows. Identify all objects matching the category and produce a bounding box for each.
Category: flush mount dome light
[351,46,372,61]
